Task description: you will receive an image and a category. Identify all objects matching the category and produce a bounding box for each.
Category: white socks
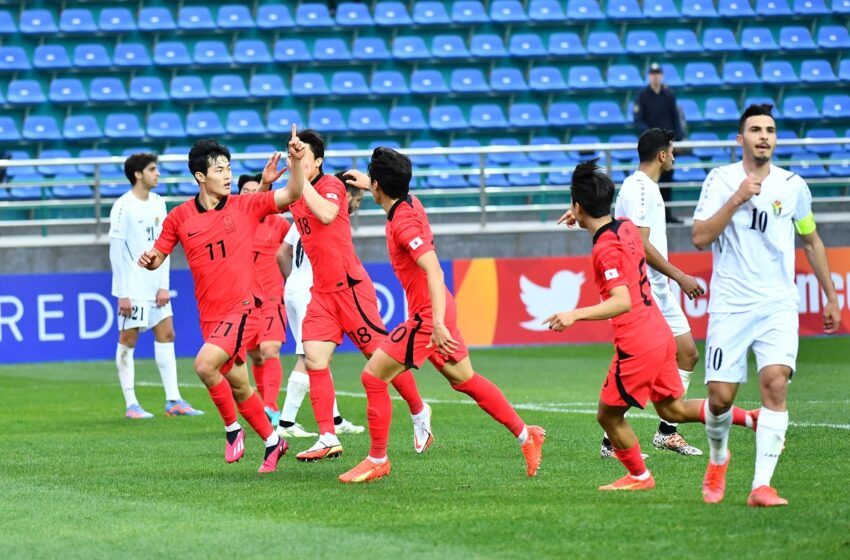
[517,425,529,445]
[154,341,182,402]
[367,455,388,464]
[704,400,732,465]
[281,370,310,423]
[116,343,138,408]
[679,369,692,394]
[264,432,280,447]
[225,422,242,432]
[753,407,788,489]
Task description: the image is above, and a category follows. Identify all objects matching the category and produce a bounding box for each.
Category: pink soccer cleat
[225,428,245,464]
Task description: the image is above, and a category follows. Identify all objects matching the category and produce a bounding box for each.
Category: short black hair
[738,104,774,133]
[637,128,675,163]
[334,171,363,197]
[570,158,615,219]
[368,147,412,200]
[237,173,262,193]
[298,128,325,164]
[124,153,157,186]
[188,139,231,182]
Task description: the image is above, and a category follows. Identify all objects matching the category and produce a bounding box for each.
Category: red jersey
[290,173,369,293]
[252,214,290,301]
[155,191,279,323]
[385,195,451,318]
[591,218,671,354]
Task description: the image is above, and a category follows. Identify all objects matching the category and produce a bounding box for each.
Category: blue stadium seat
[529,0,565,19]
[685,62,722,86]
[567,0,604,19]
[470,104,508,129]
[818,26,850,49]
[413,2,450,24]
[147,112,185,139]
[407,140,446,167]
[703,28,739,51]
[452,1,489,23]
[433,35,470,59]
[665,29,701,52]
[608,0,643,19]
[488,138,529,165]
[451,69,489,93]
[548,32,586,56]
[170,76,207,101]
[349,108,387,132]
[309,108,347,132]
[829,151,850,177]
[607,64,643,89]
[292,72,330,96]
[678,99,704,123]
[587,32,624,55]
[158,146,189,174]
[243,144,277,171]
[274,39,311,63]
[267,109,304,133]
[744,96,781,117]
[705,97,739,121]
[335,3,373,26]
[0,10,17,34]
[20,9,57,34]
[492,0,528,22]
[762,61,797,84]
[427,166,470,189]
[211,75,248,99]
[723,61,759,85]
[154,42,191,66]
[314,38,351,61]
[257,5,294,28]
[194,41,231,65]
[33,45,70,69]
[114,43,151,67]
[471,34,507,58]
[430,106,468,131]
[606,134,637,160]
[689,132,726,158]
[186,111,225,136]
[227,110,266,135]
[389,106,428,131]
[90,78,128,102]
[296,3,334,27]
[548,102,586,126]
[719,0,756,15]
[509,103,547,128]
[234,40,272,64]
[0,117,21,141]
[567,136,604,161]
[99,8,135,32]
[793,0,830,13]
[626,31,664,54]
[644,0,681,18]
[129,77,168,101]
[788,150,829,179]
[673,156,707,181]
[218,5,255,29]
[63,116,101,140]
[547,170,573,185]
[60,8,97,33]
[52,173,93,200]
[741,28,778,51]
[332,71,370,96]
[801,60,836,83]
[36,150,71,175]
[7,80,45,105]
[250,74,287,98]
[376,2,413,25]
[77,149,119,176]
[139,8,177,31]
[756,0,793,15]
[371,71,409,95]
[509,170,543,187]
[323,142,357,171]
[587,102,625,125]
[393,37,430,60]
[73,44,110,68]
[660,63,684,86]
[779,26,816,50]
[805,129,839,154]
[0,46,29,71]
[105,114,143,139]
[411,70,449,94]
[491,68,527,93]
[783,96,819,120]
[509,33,547,57]
[49,78,87,103]
[840,60,850,81]
[530,67,567,91]
[683,0,720,17]
[569,66,605,89]
[8,172,48,201]
[353,37,391,61]
[822,95,850,118]
[529,137,569,163]
[835,0,850,12]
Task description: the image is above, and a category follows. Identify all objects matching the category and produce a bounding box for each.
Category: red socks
[452,373,525,437]
[362,371,392,458]
[698,399,750,427]
[207,377,238,426]
[614,443,647,477]
[391,370,424,415]
[307,367,336,435]
[262,358,283,411]
[236,391,273,440]
[252,361,266,401]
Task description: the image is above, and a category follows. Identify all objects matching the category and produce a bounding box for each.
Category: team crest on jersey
[223,216,235,233]
[773,200,782,216]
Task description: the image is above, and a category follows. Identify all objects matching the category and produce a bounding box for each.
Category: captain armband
[794,212,816,235]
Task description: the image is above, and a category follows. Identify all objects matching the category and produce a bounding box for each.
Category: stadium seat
[491,68,528,93]
[234,40,272,64]
[170,76,207,101]
[296,3,334,27]
[608,0,643,19]
[309,108,347,132]
[33,45,70,69]
[90,78,128,102]
[274,39,311,63]
[7,80,45,105]
[723,61,759,85]
[703,28,739,51]
[178,6,214,30]
[684,62,722,86]
[690,132,728,159]
[673,156,707,181]
[779,26,816,50]
[756,0,793,14]
[509,103,547,128]
[626,31,664,54]
[840,60,850,81]
[529,137,569,163]
[471,34,507,58]
[587,102,625,124]
[292,72,330,96]
[665,29,701,52]
[427,166,470,189]
[332,71,370,96]
[530,67,567,91]
[430,105,468,131]
[210,75,248,99]
[353,37,391,61]
[52,173,93,200]
[77,149,118,176]
[529,0,566,19]
[451,69,489,93]
[783,96,819,119]
[793,0,830,13]
[389,106,428,131]
[335,3,373,26]
[250,74,287,98]
[446,138,479,165]
[186,111,225,136]
[566,136,604,161]
[129,77,168,101]
[509,33,547,57]
[323,142,358,171]
[453,1,489,23]
[227,110,266,135]
[375,2,413,25]
[678,99,704,123]
[60,8,97,33]
[257,5,294,28]
[411,70,450,94]
[548,102,586,126]
[548,32,586,56]
[567,0,604,19]
[49,78,87,103]
[762,61,797,84]
[433,35,470,59]
[105,114,143,139]
[0,117,21,141]
[805,129,839,154]
[349,108,387,132]
[741,27,779,51]
[829,151,850,177]
[705,97,739,121]
[393,37,430,60]
[683,0,720,16]
[156,146,188,174]
[314,38,351,61]
[488,138,529,165]
[605,134,637,160]
[194,41,231,65]
[587,32,624,55]
[789,150,830,179]
[99,8,135,32]
[413,2,451,24]
[0,46,29,71]
[371,71,409,95]
[822,95,850,118]
[407,140,446,167]
[36,150,71,176]
[470,104,508,129]
[138,7,177,31]
[744,96,781,117]
[218,5,255,29]
[73,44,110,68]
[0,10,16,34]
[62,116,101,140]
[660,63,684,86]
[835,0,850,12]
[801,60,837,83]
[644,0,681,18]
[491,0,528,22]
[607,64,644,89]
[718,0,756,15]
[818,26,850,49]
[241,144,276,171]
[147,112,185,139]
[154,42,192,66]
[20,9,57,34]
[267,109,304,133]
[113,43,150,67]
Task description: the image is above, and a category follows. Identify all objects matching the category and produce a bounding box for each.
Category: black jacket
[633,85,684,141]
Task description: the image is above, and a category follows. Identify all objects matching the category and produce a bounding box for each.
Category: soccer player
[285,130,428,463]
[138,129,305,473]
[274,171,367,438]
[548,160,755,491]
[109,152,202,419]
[337,149,545,484]
[692,104,841,506]
[611,128,706,456]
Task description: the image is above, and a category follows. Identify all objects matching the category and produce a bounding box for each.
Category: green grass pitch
[1,338,848,559]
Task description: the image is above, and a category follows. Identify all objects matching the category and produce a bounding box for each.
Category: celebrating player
[109,152,202,419]
[337,148,545,484]
[138,128,305,473]
[692,104,841,506]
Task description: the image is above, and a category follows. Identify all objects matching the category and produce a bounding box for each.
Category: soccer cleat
[276,423,318,438]
[412,403,433,454]
[338,457,391,483]
[336,418,366,435]
[702,450,731,504]
[225,428,245,464]
[164,399,204,416]
[258,437,289,473]
[296,434,343,462]
[600,438,615,459]
[748,408,760,431]
[747,485,788,507]
[599,472,656,491]
[521,425,546,477]
[126,404,154,419]
[264,406,281,427]
[652,431,703,456]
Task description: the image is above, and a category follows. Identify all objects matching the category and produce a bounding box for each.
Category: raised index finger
[291,123,297,141]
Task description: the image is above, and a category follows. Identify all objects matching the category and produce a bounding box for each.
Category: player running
[693,104,840,506]
[109,152,202,419]
[138,128,305,473]
[337,148,545,484]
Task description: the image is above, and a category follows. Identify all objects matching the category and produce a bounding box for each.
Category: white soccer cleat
[335,418,366,434]
[276,423,318,438]
[412,403,433,454]
[652,431,703,456]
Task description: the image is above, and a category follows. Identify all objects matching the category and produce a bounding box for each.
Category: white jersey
[614,170,669,295]
[283,224,313,296]
[108,190,169,300]
[693,161,813,313]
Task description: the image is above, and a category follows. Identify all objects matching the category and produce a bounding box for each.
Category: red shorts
[255,301,287,345]
[600,336,683,409]
[201,310,259,374]
[380,311,469,372]
[301,282,386,355]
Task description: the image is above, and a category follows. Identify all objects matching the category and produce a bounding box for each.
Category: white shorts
[704,305,799,384]
[284,289,311,355]
[117,300,173,332]
[652,286,691,337]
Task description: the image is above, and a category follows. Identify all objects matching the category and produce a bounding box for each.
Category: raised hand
[556,208,578,228]
[261,152,286,187]
[288,123,306,161]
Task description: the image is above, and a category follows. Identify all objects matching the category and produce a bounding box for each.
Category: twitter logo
[520,271,585,331]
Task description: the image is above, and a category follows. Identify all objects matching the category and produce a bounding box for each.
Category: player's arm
[799,228,841,334]
[415,250,459,356]
[637,226,704,300]
[139,248,167,271]
[543,286,631,332]
[692,173,762,250]
[276,240,293,280]
[300,179,340,224]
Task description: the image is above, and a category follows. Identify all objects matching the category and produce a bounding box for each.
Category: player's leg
[247,347,265,400]
[297,339,344,461]
[194,343,243,461]
[117,325,149,418]
[258,340,283,423]
[151,314,202,417]
[596,401,655,491]
[277,354,318,437]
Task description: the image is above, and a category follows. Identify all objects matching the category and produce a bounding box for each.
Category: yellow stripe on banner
[455,258,498,346]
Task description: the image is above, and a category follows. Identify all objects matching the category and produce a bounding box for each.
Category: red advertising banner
[453,248,850,347]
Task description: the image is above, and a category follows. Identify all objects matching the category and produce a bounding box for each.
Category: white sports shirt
[614,170,669,295]
[693,161,813,313]
[108,190,169,300]
[283,224,313,296]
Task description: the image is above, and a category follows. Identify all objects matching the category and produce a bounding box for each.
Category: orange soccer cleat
[702,450,731,504]
[598,472,656,491]
[338,457,391,484]
[747,485,788,507]
[521,425,546,477]
[296,435,343,462]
